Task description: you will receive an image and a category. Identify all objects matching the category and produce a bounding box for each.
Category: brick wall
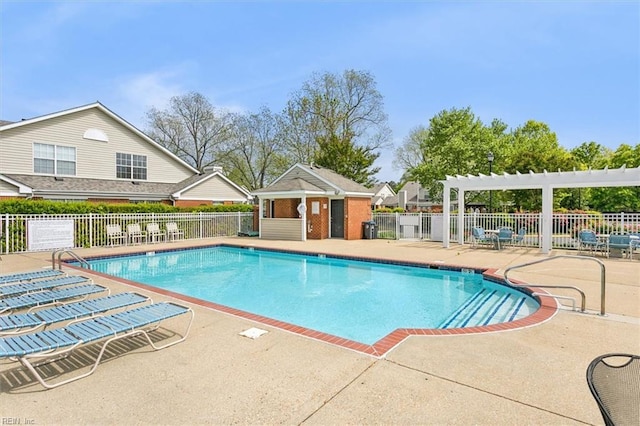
[173,199,211,208]
[344,197,372,240]
[305,197,329,239]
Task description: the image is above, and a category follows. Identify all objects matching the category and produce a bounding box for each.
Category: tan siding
[260,218,303,240]
[180,175,247,201]
[0,108,193,183]
[0,179,19,194]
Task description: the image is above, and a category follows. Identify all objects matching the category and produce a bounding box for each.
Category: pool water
[86,246,539,345]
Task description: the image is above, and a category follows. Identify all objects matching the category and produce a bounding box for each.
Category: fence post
[89,213,93,248]
[395,212,400,240]
[238,212,241,234]
[620,212,625,234]
[199,212,203,239]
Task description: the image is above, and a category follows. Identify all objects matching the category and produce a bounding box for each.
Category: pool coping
[64,242,559,358]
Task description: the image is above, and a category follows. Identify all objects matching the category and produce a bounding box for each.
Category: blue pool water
[86,246,539,345]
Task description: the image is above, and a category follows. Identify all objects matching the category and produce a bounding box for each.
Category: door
[330,199,344,238]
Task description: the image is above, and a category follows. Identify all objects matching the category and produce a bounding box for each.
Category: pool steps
[439,288,533,329]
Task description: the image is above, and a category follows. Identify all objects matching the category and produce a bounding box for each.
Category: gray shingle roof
[253,177,324,193]
[299,164,372,193]
[5,174,176,196]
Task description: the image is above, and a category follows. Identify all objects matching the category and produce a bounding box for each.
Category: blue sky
[1,1,638,182]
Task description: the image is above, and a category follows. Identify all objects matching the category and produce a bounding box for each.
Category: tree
[394,126,429,172]
[281,69,391,182]
[588,144,640,212]
[145,92,233,171]
[221,107,288,191]
[313,133,380,186]
[407,107,507,204]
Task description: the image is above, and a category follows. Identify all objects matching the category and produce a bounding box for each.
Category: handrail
[52,249,91,270]
[503,255,606,315]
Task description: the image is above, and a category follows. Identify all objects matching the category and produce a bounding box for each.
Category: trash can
[362,221,377,239]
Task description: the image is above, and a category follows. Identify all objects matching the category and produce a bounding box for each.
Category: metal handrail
[503,255,606,315]
[52,249,90,270]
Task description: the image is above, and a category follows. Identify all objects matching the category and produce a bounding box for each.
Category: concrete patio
[1,238,638,425]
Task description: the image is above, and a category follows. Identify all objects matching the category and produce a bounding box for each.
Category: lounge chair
[146,223,167,243]
[166,222,184,241]
[0,283,108,314]
[0,302,194,389]
[127,223,147,245]
[471,227,497,249]
[496,227,514,250]
[586,353,640,426]
[0,269,65,285]
[630,233,640,260]
[578,230,607,256]
[106,224,127,246]
[0,292,150,335]
[0,275,90,298]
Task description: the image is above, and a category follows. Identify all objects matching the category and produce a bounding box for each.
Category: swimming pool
[83,245,541,349]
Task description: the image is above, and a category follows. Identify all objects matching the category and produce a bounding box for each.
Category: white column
[258,197,263,238]
[301,196,307,242]
[457,189,465,244]
[442,186,450,248]
[541,185,553,253]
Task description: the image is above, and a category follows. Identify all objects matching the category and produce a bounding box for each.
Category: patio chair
[578,230,607,256]
[0,292,150,335]
[0,275,89,298]
[166,222,184,241]
[0,283,108,314]
[106,224,127,247]
[127,223,147,245]
[607,234,631,259]
[586,353,640,426]
[512,227,527,246]
[0,302,194,389]
[0,269,65,285]
[471,227,497,249]
[146,222,167,243]
[496,227,514,250]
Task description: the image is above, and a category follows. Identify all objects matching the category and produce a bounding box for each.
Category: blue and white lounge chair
[0,302,194,389]
[496,227,514,250]
[0,269,65,285]
[0,284,108,314]
[0,292,150,335]
[0,275,90,298]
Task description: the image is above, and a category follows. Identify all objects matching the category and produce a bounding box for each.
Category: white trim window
[33,143,76,175]
[116,152,147,180]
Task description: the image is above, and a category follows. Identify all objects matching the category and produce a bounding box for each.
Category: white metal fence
[1,212,254,254]
[372,212,640,250]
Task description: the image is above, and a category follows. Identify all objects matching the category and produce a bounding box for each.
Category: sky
[1,1,638,183]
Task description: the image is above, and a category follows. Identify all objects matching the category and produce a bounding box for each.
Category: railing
[1,212,254,254]
[52,248,90,270]
[503,255,607,315]
[372,212,640,251]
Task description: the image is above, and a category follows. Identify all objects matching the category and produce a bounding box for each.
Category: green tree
[588,144,640,212]
[503,120,575,211]
[407,107,508,205]
[313,133,380,186]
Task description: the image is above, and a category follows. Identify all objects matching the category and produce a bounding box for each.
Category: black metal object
[586,353,640,426]
[362,221,377,239]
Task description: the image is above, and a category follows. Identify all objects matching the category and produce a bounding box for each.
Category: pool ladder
[51,249,91,270]
[503,255,606,315]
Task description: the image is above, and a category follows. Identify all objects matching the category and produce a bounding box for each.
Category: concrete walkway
[1,238,638,425]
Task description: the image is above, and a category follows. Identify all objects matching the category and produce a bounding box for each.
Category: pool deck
[1,238,638,425]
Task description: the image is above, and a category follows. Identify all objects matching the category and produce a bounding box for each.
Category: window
[33,143,76,175]
[116,153,147,180]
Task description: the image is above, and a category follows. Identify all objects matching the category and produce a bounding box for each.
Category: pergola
[440,166,640,253]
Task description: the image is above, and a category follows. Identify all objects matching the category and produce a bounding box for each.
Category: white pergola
[440,166,640,253]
